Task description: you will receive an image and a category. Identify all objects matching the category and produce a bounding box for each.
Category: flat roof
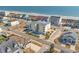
[26,43,41,52]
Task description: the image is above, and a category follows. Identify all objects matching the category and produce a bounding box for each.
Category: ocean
[0,6,79,17]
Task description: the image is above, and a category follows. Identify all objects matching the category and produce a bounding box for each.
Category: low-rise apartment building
[26,21,51,34]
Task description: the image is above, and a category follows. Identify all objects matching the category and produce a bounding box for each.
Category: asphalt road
[48,29,76,53]
[3,29,76,53]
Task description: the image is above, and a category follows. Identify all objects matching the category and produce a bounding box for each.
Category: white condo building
[26,21,51,34]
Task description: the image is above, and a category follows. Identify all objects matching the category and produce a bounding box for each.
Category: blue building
[0,11,5,16]
[49,16,61,26]
[59,32,78,45]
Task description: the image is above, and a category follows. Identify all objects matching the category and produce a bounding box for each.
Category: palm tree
[50,44,54,53]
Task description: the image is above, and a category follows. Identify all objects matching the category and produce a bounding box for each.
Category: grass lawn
[26,32,39,37]
[0,35,5,44]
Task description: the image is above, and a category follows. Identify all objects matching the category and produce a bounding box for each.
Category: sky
[0,6,79,17]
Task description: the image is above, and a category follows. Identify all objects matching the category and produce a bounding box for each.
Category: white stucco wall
[10,21,19,26]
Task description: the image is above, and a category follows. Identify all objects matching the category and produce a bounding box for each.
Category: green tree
[45,32,50,39]
[46,44,54,53]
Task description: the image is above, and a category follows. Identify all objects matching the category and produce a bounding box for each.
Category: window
[5,47,8,52]
[43,27,45,32]
[5,47,11,53]
[13,43,18,48]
